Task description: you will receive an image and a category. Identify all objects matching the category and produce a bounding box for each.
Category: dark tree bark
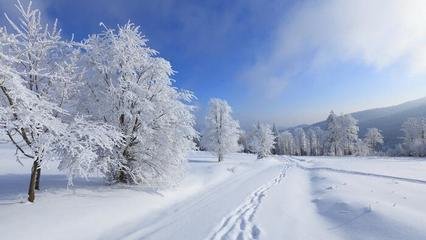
[116,168,128,183]
[35,166,41,190]
[28,160,38,202]
[218,153,223,162]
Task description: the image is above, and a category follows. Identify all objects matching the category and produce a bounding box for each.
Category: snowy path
[100,159,286,240]
[254,163,342,240]
[206,165,288,240]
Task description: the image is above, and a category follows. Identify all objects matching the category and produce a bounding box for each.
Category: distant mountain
[309,97,426,149]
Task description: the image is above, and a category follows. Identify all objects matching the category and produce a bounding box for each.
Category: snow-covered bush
[201,98,241,162]
[78,22,197,185]
[248,123,275,159]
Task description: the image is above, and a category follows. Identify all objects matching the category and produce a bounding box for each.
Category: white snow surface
[1,144,426,240]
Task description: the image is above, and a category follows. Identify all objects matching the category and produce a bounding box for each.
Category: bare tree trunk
[28,160,38,202]
[35,166,41,190]
[218,153,223,162]
[115,160,130,184]
[117,168,127,183]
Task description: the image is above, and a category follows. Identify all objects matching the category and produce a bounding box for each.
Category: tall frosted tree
[0,1,121,202]
[294,128,310,156]
[324,111,341,155]
[324,111,360,156]
[363,128,384,154]
[315,127,326,155]
[248,123,275,159]
[401,118,426,156]
[78,22,197,185]
[340,114,359,155]
[238,131,250,153]
[307,127,324,156]
[201,98,241,162]
[271,123,279,154]
[277,131,295,155]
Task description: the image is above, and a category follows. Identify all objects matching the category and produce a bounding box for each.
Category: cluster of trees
[201,106,426,159]
[200,104,387,161]
[247,123,275,159]
[272,114,426,158]
[200,99,275,160]
[0,1,196,201]
[273,112,384,157]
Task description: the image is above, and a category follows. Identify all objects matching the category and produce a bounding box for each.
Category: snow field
[1,149,426,240]
[286,156,426,240]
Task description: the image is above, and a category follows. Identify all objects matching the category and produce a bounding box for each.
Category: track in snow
[206,164,288,240]
[287,156,426,185]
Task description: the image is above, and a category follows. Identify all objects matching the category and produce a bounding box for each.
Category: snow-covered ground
[1,145,426,240]
[285,156,426,240]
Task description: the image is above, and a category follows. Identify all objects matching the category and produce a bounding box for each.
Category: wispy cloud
[242,0,426,96]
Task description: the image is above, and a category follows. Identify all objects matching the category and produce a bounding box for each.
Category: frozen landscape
[1,145,426,240]
[1,0,426,239]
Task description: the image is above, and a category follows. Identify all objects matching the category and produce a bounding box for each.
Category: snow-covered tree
[324,111,360,156]
[201,98,241,162]
[307,127,324,156]
[248,123,275,159]
[0,1,121,202]
[340,114,359,155]
[401,118,426,156]
[78,22,197,185]
[316,127,326,155]
[354,139,369,156]
[363,128,384,154]
[294,128,310,156]
[271,123,279,155]
[324,111,341,155]
[238,131,250,153]
[277,131,295,155]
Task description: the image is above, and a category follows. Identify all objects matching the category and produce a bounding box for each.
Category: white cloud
[243,0,426,95]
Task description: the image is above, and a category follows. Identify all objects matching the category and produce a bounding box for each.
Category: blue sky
[2,0,426,128]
